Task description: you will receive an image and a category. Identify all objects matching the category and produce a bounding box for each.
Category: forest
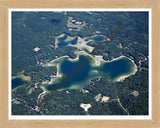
[11,11,149,115]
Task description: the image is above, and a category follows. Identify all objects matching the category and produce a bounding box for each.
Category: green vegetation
[12,11,149,115]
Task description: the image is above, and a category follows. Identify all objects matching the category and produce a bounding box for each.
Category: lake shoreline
[40,54,137,92]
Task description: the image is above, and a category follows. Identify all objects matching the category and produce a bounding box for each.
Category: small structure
[94,94,102,101]
[131,90,139,97]
[101,96,110,102]
[33,47,40,52]
[80,103,92,112]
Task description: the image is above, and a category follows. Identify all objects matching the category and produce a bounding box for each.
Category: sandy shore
[76,36,94,52]
[12,74,31,92]
[54,33,95,53]
[42,55,69,67]
[50,55,69,63]
[64,36,76,42]
[12,74,31,81]
[93,55,138,82]
[116,75,130,82]
[105,55,126,62]
[116,66,137,82]
[54,34,65,48]
[54,33,106,53]
[41,33,138,93]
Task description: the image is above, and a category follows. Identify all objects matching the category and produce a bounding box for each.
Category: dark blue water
[41,34,136,91]
[58,36,78,47]
[46,55,91,90]
[58,35,68,47]
[69,37,78,45]
[12,78,27,89]
[99,57,134,79]
[42,55,135,91]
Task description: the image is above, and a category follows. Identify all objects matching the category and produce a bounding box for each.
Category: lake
[40,33,137,92]
[41,54,136,91]
[12,78,27,89]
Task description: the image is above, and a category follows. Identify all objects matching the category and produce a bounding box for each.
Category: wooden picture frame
[0,0,160,127]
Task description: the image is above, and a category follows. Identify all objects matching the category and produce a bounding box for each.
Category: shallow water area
[41,54,136,92]
[41,34,137,92]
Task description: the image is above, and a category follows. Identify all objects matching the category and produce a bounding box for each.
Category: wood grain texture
[0,0,160,127]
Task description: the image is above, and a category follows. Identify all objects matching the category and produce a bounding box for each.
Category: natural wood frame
[0,0,160,127]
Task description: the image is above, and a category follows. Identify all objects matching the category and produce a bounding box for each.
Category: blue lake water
[58,36,78,47]
[40,34,136,92]
[41,55,136,91]
[12,78,27,89]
